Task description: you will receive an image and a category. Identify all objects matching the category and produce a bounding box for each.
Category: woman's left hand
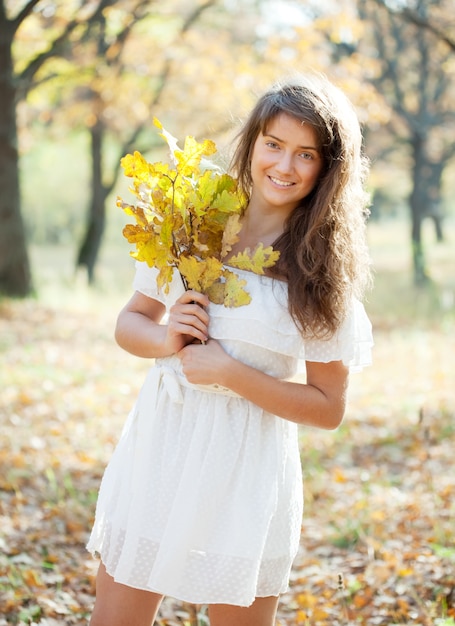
[177,339,232,387]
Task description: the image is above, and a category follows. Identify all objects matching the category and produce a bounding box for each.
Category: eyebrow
[264,132,320,152]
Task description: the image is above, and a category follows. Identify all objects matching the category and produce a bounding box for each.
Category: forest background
[0,0,454,625]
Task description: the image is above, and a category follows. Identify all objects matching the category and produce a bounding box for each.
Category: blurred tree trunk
[76,120,109,283]
[0,5,32,296]
[409,135,429,285]
[409,141,444,284]
[426,160,444,243]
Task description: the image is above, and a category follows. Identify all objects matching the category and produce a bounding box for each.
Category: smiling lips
[269,176,294,187]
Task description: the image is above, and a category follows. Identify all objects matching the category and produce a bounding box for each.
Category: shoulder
[301,298,373,372]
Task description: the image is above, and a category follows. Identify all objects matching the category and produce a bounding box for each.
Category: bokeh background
[1,1,454,625]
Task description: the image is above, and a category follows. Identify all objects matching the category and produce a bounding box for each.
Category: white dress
[87,262,373,607]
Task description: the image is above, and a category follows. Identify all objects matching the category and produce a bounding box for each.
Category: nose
[275,150,294,174]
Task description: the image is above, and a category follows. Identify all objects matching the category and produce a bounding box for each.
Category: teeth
[270,176,293,187]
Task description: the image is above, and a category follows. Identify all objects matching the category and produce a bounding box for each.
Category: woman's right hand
[164,290,210,354]
[115,289,210,359]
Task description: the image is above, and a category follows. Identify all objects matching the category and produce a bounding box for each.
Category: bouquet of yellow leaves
[117,118,279,307]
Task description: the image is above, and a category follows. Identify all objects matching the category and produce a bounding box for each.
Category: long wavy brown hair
[230,74,372,338]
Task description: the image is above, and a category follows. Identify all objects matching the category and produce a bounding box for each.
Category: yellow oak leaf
[195,169,219,204]
[200,257,225,291]
[215,172,239,195]
[178,256,203,290]
[151,194,172,219]
[193,225,223,260]
[222,270,251,307]
[120,151,148,178]
[132,238,172,268]
[159,214,176,251]
[148,162,175,193]
[117,200,150,227]
[178,255,223,293]
[221,214,242,258]
[122,224,152,244]
[228,244,280,275]
[184,173,219,220]
[176,135,217,177]
[156,264,175,293]
[211,188,243,215]
[205,273,251,307]
[205,280,226,304]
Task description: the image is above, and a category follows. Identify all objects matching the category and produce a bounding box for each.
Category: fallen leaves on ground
[0,300,454,625]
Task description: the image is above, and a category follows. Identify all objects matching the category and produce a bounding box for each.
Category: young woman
[87,74,373,626]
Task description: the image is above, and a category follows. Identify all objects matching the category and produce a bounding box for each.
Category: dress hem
[91,552,288,607]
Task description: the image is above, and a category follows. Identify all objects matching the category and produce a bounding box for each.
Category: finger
[177,290,209,307]
[169,304,210,329]
[170,298,209,317]
[168,317,208,343]
[169,307,209,331]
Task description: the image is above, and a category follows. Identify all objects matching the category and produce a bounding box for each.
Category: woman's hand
[164,290,210,355]
[115,289,209,359]
[177,339,233,387]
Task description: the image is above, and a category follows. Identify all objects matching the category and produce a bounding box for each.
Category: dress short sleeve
[132,262,185,310]
[301,298,373,373]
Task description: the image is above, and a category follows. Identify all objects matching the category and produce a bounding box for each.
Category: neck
[240,207,285,247]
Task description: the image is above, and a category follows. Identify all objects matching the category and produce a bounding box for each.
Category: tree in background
[356,0,455,284]
[0,0,120,296]
[397,0,455,53]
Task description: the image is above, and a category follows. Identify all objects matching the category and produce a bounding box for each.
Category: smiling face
[248,113,324,218]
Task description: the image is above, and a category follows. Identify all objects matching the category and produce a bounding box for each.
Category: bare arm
[178,340,349,429]
[115,289,210,358]
[223,358,349,429]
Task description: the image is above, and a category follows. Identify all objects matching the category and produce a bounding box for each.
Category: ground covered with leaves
[1,297,454,626]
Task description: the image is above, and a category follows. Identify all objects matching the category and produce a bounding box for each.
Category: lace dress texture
[87,262,373,606]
